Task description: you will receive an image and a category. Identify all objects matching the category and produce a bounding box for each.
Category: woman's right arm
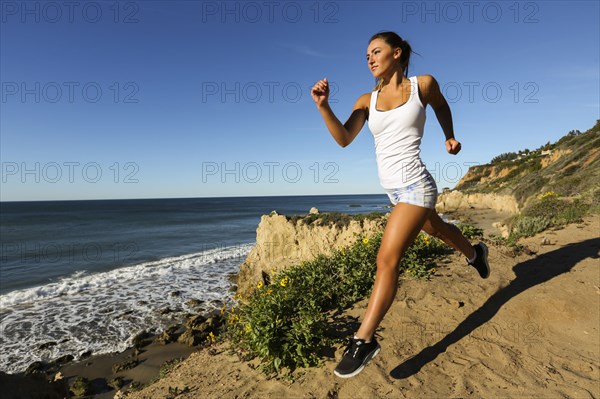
[311,78,369,148]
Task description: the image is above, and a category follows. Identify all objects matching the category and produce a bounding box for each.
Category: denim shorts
[384,172,438,209]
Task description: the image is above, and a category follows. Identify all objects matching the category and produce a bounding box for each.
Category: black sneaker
[333,337,380,378]
[467,242,490,279]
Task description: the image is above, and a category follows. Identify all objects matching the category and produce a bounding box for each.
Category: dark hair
[369,31,417,90]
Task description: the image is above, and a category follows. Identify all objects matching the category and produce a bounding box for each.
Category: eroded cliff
[236,210,388,297]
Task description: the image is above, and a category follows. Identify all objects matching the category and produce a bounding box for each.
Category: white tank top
[368,76,427,189]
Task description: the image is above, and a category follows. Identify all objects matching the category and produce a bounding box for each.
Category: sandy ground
[441,208,514,238]
[123,213,600,399]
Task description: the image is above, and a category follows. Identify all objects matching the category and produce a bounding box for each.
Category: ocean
[0,194,391,374]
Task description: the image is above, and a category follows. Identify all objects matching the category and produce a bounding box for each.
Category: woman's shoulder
[413,74,438,87]
[356,91,374,108]
[413,75,442,103]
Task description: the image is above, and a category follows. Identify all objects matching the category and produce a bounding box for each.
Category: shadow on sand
[390,237,600,379]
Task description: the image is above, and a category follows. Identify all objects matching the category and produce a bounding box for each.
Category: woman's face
[366,38,400,78]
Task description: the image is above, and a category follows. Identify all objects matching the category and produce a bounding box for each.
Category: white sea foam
[0,243,253,374]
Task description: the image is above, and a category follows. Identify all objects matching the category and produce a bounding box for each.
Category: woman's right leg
[354,202,433,341]
[334,202,432,378]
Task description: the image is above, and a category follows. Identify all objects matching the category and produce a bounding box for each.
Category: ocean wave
[0,244,252,308]
[0,243,253,374]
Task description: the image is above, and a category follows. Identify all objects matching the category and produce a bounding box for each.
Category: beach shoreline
[6,307,228,398]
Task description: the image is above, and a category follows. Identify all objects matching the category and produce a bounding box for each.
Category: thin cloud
[276,43,337,59]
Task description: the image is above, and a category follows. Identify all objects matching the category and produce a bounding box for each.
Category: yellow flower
[220,306,226,314]
[363,238,369,244]
[257,281,263,289]
[540,191,558,200]
[267,289,273,295]
[280,277,289,287]
[245,325,251,333]
[206,332,215,343]
[430,268,437,274]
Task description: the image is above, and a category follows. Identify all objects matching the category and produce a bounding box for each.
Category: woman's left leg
[422,211,475,259]
[422,211,490,279]
[355,202,433,341]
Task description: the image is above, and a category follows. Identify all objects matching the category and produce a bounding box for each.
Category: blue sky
[1,0,598,201]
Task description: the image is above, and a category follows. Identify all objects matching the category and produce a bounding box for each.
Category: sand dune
[125,215,599,399]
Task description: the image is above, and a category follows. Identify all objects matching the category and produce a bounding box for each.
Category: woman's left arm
[419,75,462,155]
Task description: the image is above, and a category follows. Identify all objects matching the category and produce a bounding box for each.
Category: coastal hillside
[446,120,600,210]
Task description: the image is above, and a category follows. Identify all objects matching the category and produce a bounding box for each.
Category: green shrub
[586,186,600,212]
[522,192,565,219]
[457,223,484,239]
[510,215,552,238]
[527,158,542,172]
[509,192,593,239]
[555,198,588,224]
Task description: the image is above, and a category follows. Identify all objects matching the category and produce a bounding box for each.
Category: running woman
[311,31,490,378]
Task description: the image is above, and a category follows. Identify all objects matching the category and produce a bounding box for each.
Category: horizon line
[0,192,398,203]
